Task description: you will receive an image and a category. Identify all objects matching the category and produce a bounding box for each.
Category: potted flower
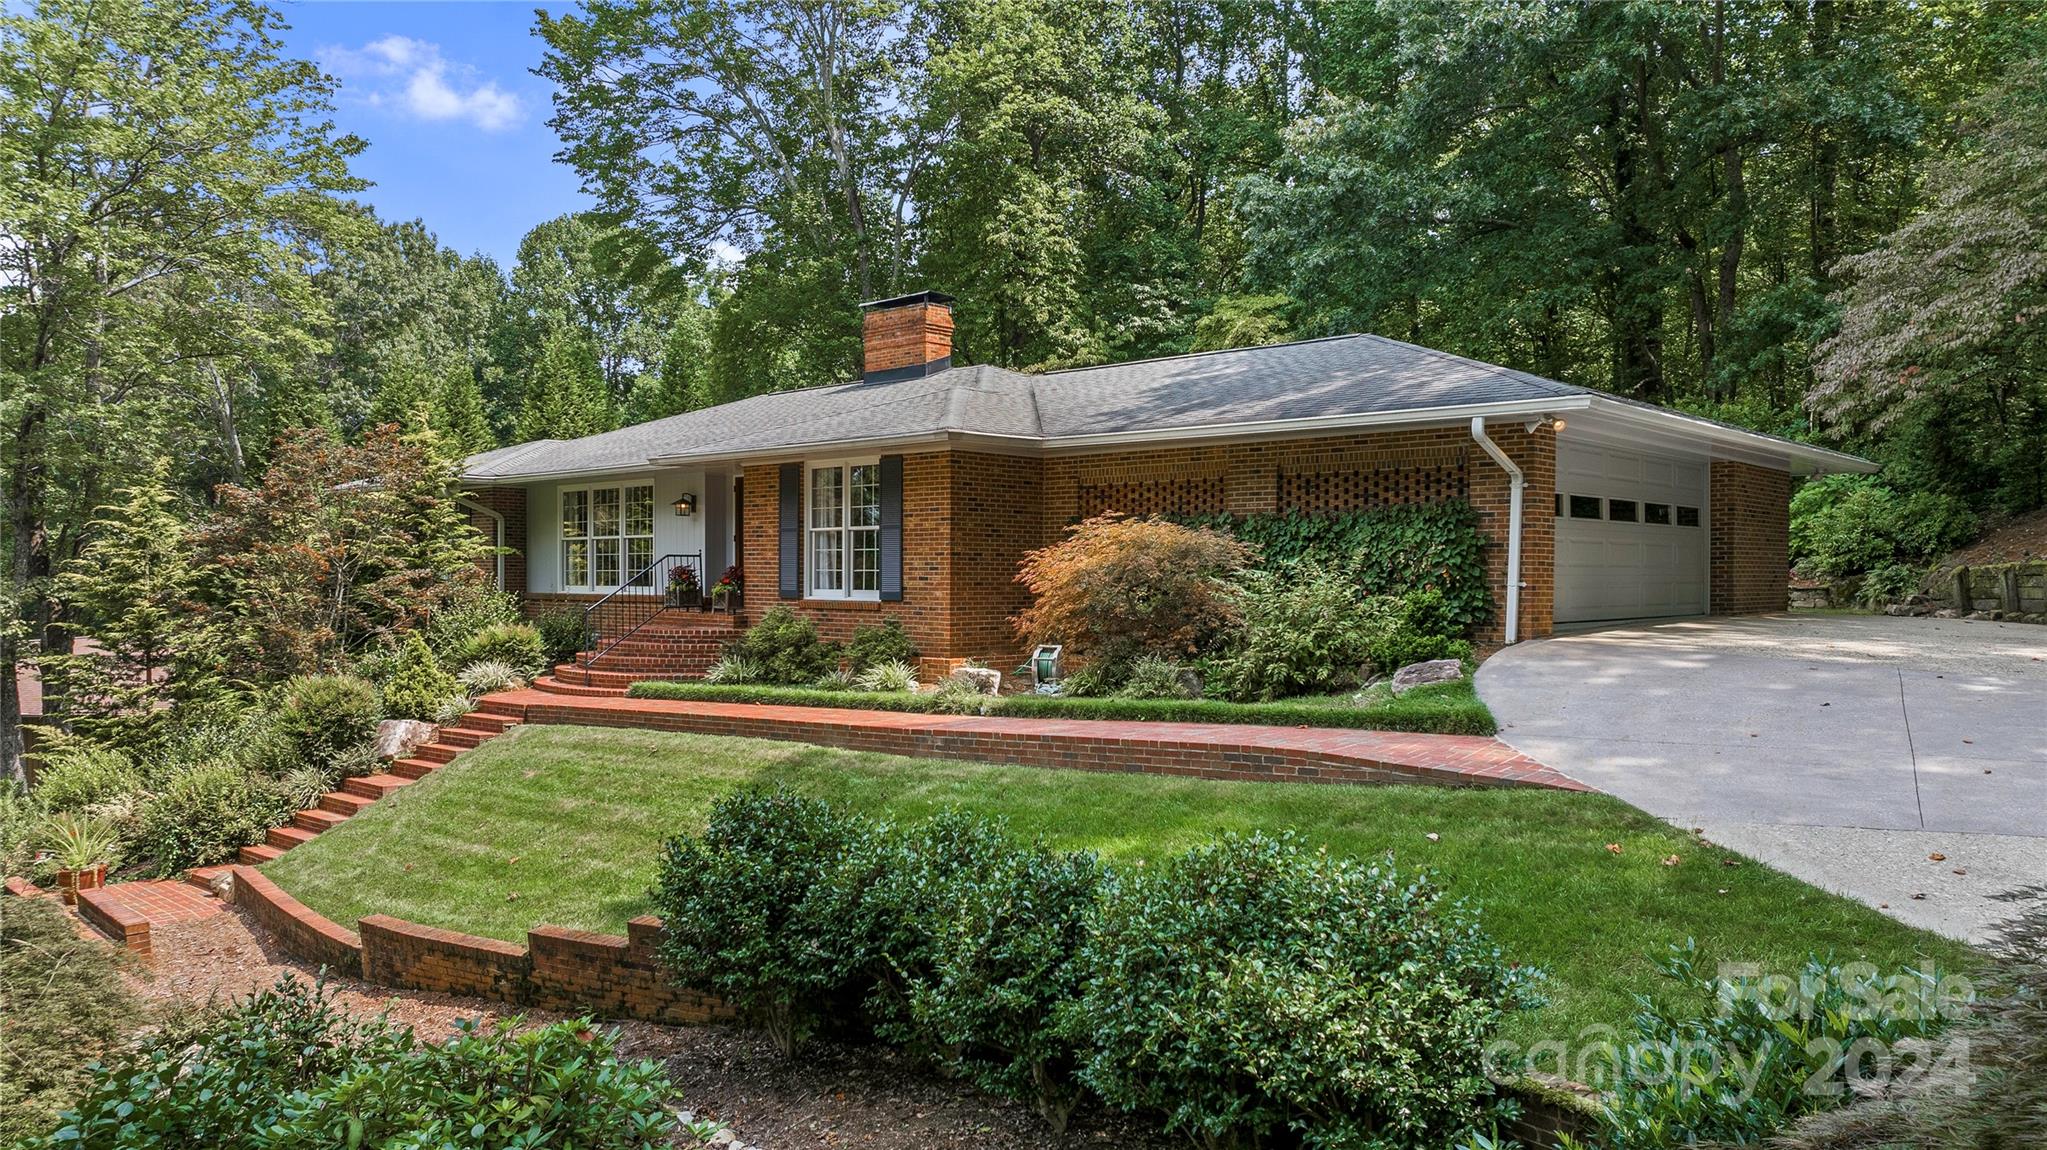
[41,813,120,905]
[666,564,702,608]
[711,565,743,612]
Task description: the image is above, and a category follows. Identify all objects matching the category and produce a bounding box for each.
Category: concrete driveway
[1478,614,2046,941]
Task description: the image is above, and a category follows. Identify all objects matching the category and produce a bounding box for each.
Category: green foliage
[1584,942,1958,1149]
[854,659,918,693]
[1072,833,1541,1149]
[703,655,764,685]
[380,634,462,722]
[1789,477,1979,577]
[515,327,614,442]
[30,974,680,1149]
[843,617,918,673]
[272,674,381,775]
[35,812,123,870]
[43,460,228,742]
[652,789,878,1056]
[1206,566,1393,701]
[1116,654,1195,700]
[532,607,591,665]
[135,765,290,875]
[1015,515,1252,666]
[1191,294,1295,352]
[1367,590,1478,676]
[628,679,1498,735]
[424,587,524,660]
[1181,503,1493,634]
[721,605,842,686]
[456,622,548,679]
[28,747,140,814]
[0,895,139,1144]
[457,659,526,695]
[871,813,1104,1131]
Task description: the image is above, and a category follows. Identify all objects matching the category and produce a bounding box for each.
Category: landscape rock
[952,666,1002,695]
[374,718,437,761]
[1390,658,1464,695]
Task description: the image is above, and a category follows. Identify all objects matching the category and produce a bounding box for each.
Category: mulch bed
[129,910,1176,1150]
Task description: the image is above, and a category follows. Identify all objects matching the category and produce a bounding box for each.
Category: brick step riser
[319,793,375,816]
[530,676,629,698]
[293,810,347,833]
[267,827,316,851]
[477,697,528,718]
[417,745,459,763]
[239,844,284,865]
[390,759,439,779]
[451,715,517,734]
[574,650,724,666]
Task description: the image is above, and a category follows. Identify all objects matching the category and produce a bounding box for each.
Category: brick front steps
[235,709,524,866]
[477,689,1590,793]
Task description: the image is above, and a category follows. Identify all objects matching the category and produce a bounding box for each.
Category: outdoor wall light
[672,492,697,517]
[1524,415,1568,434]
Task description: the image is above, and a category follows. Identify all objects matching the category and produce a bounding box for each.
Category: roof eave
[1579,398,1878,475]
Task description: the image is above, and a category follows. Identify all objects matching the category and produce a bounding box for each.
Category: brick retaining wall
[230,866,364,976]
[231,867,730,1024]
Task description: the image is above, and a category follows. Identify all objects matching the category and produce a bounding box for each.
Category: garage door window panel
[1569,495,1603,519]
[1645,503,1672,526]
[1609,499,1638,523]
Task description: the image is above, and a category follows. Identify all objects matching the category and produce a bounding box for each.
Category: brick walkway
[95,879,225,924]
[480,690,1592,793]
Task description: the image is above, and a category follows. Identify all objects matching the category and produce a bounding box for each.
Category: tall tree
[0,0,363,780]
[514,329,613,442]
[507,213,675,406]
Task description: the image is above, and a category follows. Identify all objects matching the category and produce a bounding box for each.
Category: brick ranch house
[459,291,1873,684]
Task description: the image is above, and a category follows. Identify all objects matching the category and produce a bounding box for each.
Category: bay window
[807,460,881,599]
[561,482,655,590]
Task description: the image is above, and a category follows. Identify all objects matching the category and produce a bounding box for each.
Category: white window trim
[805,458,882,601]
[560,478,657,592]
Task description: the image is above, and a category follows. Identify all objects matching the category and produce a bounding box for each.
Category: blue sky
[273,1,591,267]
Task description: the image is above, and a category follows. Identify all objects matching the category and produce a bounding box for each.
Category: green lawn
[267,724,1975,1045]
[626,676,1498,734]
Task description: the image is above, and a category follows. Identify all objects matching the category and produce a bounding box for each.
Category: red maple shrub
[1011,514,1251,667]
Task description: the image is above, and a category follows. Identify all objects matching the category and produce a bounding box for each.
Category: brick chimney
[860,290,954,382]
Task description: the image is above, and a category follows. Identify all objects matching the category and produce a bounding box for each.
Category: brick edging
[230,868,730,1025]
[481,691,1590,792]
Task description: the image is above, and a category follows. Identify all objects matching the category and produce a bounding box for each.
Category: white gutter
[1469,417,1524,645]
[456,496,506,590]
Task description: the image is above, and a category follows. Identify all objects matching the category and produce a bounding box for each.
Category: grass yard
[627,676,1498,734]
[267,724,1975,1045]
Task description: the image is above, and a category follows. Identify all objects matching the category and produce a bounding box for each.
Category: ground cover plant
[0,895,140,1144]
[628,677,1497,734]
[23,974,682,1149]
[263,725,1974,1050]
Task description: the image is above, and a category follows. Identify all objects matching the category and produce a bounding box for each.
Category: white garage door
[1554,443,1708,624]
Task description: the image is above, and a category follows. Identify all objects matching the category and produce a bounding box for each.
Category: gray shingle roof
[462,332,1841,480]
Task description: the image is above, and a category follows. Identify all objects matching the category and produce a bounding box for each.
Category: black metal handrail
[581,552,704,665]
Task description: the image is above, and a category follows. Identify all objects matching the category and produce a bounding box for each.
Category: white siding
[522,469,711,594]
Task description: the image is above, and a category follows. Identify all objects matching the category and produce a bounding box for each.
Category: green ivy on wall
[1174,502,1493,632]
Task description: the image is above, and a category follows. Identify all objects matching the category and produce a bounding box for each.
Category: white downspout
[1470,417,1523,644]
[457,496,506,591]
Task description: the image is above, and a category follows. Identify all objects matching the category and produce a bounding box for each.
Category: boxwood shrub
[271,674,381,772]
[1071,832,1542,1148]
[651,789,879,1056]
[648,797,1540,1145]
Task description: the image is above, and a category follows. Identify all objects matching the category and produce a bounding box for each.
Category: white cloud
[319,35,524,133]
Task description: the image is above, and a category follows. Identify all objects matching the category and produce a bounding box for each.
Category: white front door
[1554,442,1709,624]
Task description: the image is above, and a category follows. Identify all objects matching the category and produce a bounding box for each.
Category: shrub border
[624,681,1498,736]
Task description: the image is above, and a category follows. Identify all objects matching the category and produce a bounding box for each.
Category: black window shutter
[879,455,904,601]
[778,462,801,599]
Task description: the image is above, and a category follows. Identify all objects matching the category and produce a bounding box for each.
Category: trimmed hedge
[626,679,1497,735]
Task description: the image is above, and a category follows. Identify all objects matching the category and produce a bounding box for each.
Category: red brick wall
[1041,427,1555,644]
[1710,460,1791,615]
[734,427,1557,664]
[463,487,528,594]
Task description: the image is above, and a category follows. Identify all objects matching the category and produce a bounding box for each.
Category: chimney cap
[860,289,954,311]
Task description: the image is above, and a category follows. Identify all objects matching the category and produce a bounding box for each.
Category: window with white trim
[807,460,881,599]
[561,482,655,590]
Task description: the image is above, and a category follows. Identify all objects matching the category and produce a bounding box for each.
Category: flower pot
[54,863,106,905]
[712,588,740,613]
[666,588,702,609]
